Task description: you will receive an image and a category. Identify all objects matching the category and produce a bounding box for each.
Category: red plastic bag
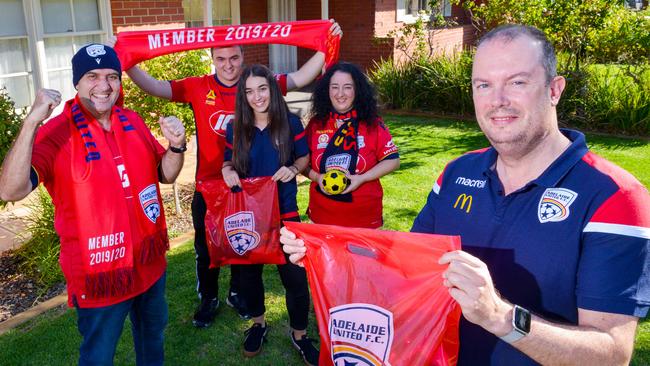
[285,222,461,366]
[197,177,285,267]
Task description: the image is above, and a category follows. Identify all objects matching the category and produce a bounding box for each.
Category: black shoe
[192,297,219,328]
[243,323,268,357]
[226,291,251,320]
[291,332,319,366]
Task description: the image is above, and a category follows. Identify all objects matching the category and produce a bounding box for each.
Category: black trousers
[192,191,241,300]
[238,217,310,330]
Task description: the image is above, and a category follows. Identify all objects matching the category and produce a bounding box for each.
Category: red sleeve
[170,77,195,103]
[374,118,399,161]
[275,74,288,96]
[31,114,71,185]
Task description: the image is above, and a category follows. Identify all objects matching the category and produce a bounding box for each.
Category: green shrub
[0,88,26,208]
[14,187,63,291]
[370,52,473,116]
[560,64,650,135]
[372,55,650,135]
[122,50,212,136]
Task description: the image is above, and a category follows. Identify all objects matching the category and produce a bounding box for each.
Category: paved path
[0,92,312,254]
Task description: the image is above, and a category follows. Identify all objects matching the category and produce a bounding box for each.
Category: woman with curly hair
[304,61,400,228]
[221,64,319,364]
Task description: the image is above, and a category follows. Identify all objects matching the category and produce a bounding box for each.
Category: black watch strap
[169,143,187,153]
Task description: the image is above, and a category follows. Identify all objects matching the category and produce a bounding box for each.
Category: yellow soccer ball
[321,169,350,195]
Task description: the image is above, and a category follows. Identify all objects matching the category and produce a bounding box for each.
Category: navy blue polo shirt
[224,113,308,218]
[412,129,650,365]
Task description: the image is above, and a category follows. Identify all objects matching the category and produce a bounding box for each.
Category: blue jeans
[76,273,168,366]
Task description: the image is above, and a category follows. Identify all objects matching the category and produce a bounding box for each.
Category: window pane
[0,75,34,108]
[0,0,27,36]
[212,0,231,26]
[41,0,73,33]
[183,0,204,27]
[0,38,30,75]
[48,69,75,100]
[44,34,101,70]
[44,37,74,69]
[74,0,101,31]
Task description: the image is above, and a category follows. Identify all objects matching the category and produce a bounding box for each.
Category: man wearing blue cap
[0,44,186,365]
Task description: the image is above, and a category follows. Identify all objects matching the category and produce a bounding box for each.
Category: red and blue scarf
[65,97,168,300]
[317,110,359,202]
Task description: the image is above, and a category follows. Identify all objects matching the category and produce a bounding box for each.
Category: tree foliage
[0,88,26,208]
[458,0,648,71]
[122,50,212,136]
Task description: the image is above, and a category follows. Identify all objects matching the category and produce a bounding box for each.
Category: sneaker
[243,323,268,357]
[290,332,320,366]
[226,292,251,320]
[192,297,219,328]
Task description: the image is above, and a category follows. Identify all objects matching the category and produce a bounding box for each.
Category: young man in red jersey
[123,20,342,329]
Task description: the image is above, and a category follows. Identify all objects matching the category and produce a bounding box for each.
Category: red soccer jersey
[31,108,167,308]
[305,117,399,228]
[171,73,288,183]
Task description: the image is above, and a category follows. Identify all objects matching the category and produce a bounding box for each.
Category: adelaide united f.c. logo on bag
[329,303,394,366]
[224,211,261,255]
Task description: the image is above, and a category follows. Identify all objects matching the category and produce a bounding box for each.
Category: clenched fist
[158,116,186,150]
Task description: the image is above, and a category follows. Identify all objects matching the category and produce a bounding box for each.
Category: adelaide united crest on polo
[224,211,261,255]
[538,188,578,223]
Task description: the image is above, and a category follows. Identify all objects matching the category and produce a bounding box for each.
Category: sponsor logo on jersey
[325,153,352,171]
[455,176,486,189]
[205,90,216,105]
[224,211,260,255]
[454,193,473,213]
[209,110,234,136]
[139,184,160,223]
[117,164,130,188]
[357,135,365,148]
[86,44,107,57]
[317,133,330,149]
[538,188,577,223]
[329,303,394,366]
[385,139,395,148]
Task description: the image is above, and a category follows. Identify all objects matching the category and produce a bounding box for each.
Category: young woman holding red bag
[221,64,318,364]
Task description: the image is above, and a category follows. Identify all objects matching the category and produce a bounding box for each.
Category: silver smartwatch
[500,305,531,343]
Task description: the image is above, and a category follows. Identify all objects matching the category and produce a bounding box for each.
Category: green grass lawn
[1,114,649,365]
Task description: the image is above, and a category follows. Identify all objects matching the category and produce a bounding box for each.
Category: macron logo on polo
[455,176,486,189]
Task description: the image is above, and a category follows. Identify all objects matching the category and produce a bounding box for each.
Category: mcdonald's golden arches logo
[454,193,473,213]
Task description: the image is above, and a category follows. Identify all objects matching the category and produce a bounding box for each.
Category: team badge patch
[318,133,330,149]
[329,303,394,366]
[224,211,260,255]
[538,188,578,223]
[86,44,107,57]
[139,184,160,223]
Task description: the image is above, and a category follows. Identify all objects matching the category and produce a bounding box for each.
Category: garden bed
[0,183,195,324]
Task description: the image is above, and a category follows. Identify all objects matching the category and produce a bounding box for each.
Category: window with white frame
[182,0,239,28]
[397,0,452,23]
[0,0,34,108]
[0,0,110,108]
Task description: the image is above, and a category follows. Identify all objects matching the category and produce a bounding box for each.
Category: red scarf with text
[114,20,340,70]
[66,97,168,300]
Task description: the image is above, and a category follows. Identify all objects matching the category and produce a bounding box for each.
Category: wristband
[169,143,187,153]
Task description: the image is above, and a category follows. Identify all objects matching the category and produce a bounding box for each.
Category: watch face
[514,305,531,333]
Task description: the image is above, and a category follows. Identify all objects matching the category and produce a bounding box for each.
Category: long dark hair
[232,64,291,176]
[310,61,379,125]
